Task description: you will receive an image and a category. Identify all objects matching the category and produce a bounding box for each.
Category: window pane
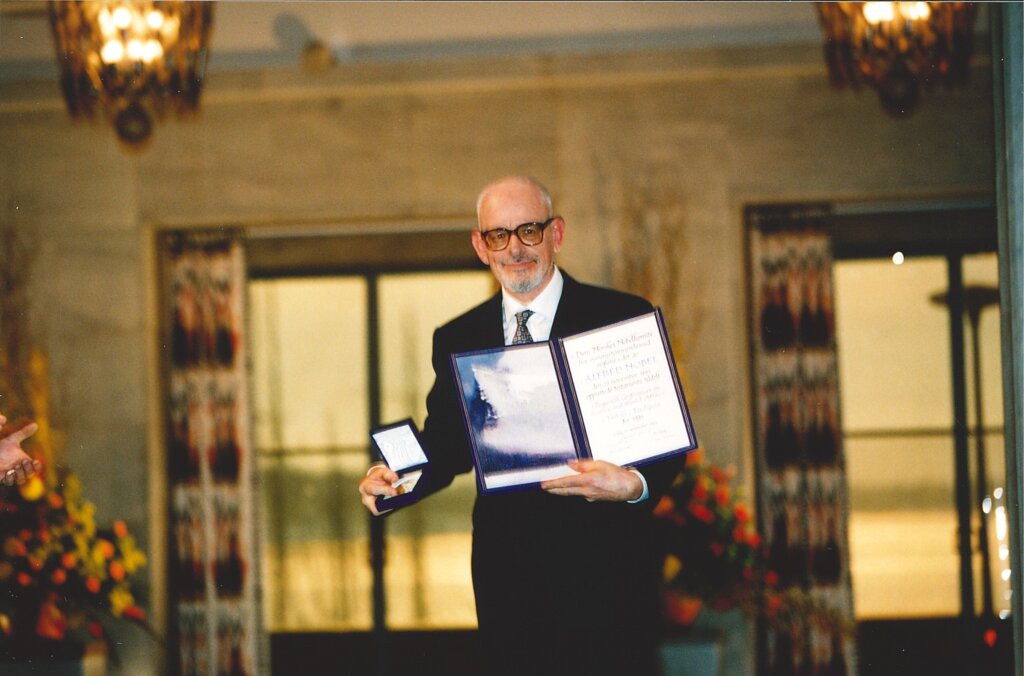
[834,257,960,619]
[834,257,951,431]
[378,271,494,629]
[250,277,371,631]
[845,436,960,617]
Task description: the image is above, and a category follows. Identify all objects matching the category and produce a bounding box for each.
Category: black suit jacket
[420,272,684,675]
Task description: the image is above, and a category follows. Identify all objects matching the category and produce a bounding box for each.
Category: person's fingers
[4,422,39,445]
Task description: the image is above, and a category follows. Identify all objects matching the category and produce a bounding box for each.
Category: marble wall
[0,40,995,674]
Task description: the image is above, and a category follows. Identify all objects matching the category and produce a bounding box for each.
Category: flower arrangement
[0,467,148,660]
[655,448,765,623]
[654,449,852,639]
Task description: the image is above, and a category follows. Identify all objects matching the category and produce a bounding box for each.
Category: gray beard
[501,261,550,295]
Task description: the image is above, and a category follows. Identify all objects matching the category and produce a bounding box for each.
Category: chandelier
[48,1,213,149]
[817,2,978,117]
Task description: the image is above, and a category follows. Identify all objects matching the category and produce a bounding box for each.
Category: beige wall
[0,40,995,672]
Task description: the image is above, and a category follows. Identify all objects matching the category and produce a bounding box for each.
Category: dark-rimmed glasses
[479,217,556,252]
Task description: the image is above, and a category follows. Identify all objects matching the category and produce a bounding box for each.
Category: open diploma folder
[369,419,431,512]
[451,309,697,494]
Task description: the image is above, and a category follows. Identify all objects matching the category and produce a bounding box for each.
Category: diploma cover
[451,309,697,494]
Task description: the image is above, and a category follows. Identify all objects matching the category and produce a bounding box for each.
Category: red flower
[764,570,780,586]
[689,503,715,524]
[18,529,32,542]
[747,532,762,548]
[28,556,43,572]
[734,503,751,524]
[48,493,64,509]
[17,572,31,587]
[85,576,101,594]
[710,542,725,557]
[62,552,76,569]
[692,482,708,501]
[122,605,146,622]
[51,568,67,585]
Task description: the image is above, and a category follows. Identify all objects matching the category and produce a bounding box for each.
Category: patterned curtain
[746,205,856,675]
[159,230,265,676]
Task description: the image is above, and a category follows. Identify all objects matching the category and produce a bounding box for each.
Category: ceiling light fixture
[48,1,213,149]
[817,2,978,118]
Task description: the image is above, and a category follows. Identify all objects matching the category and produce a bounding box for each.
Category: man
[0,412,40,486]
[359,176,684,675]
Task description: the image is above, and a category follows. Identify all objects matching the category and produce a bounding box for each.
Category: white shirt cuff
[626,468,649,503]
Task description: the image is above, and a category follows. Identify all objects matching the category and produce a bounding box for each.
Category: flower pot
[4,649,106,676]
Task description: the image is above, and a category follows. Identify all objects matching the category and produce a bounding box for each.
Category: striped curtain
[159,230,265,676]
[747,205,856,676]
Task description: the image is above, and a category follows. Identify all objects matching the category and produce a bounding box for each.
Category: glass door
[249,270,493,635]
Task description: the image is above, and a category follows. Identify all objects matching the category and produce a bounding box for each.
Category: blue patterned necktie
[512,310,535,344]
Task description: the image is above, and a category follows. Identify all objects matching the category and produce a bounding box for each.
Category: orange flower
[28,556,43,572]
[692,481,708,501]
[685,448,705,467]
[17,572,32,587]
[3,538,26,557]
[109,561,125,582]
[734,503,751,524]
[61,552,76,569]
[715,485,730,507]
[0,613,10,635]
[113,520,129,539]
[39,530,51,544]
[98,539,115,559]
[653,496,675,517]
[122,605,146,622]
[85,576,101,594]
[48,493,64,509]
[51,568,67,585]
[35,598,68,640]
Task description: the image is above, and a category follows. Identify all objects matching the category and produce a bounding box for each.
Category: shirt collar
[501,265,563,326]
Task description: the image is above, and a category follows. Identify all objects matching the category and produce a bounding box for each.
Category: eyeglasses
[479,217,556,251]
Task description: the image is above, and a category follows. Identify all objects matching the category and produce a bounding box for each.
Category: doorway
[828,203,1013,675]
[245,227,494,674]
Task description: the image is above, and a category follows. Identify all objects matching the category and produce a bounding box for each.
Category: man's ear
[471,230,491,265]
[550,217,566,254]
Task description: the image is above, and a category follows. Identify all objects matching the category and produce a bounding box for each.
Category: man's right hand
[358,464,400,516]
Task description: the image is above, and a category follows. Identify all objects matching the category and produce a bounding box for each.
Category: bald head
[471,175,565,304]
[476,176,554,228]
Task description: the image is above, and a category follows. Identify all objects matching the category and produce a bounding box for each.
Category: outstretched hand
[541,459,643,502]
[0,414,42,487]
[358,464,400,516]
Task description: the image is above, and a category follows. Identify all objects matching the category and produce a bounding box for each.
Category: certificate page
[561,313,692,466]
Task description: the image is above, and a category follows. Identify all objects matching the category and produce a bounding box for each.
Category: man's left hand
[541,459,642,502]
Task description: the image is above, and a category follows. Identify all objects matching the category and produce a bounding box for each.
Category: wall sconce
[48,1,213,149]
[817,2,978,118]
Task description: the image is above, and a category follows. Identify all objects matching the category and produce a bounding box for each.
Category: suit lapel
[549,272,581,339]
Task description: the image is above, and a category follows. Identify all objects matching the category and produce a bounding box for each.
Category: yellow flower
[108,587,135,617]
[663,554,683,580]
[18,474,45,501]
